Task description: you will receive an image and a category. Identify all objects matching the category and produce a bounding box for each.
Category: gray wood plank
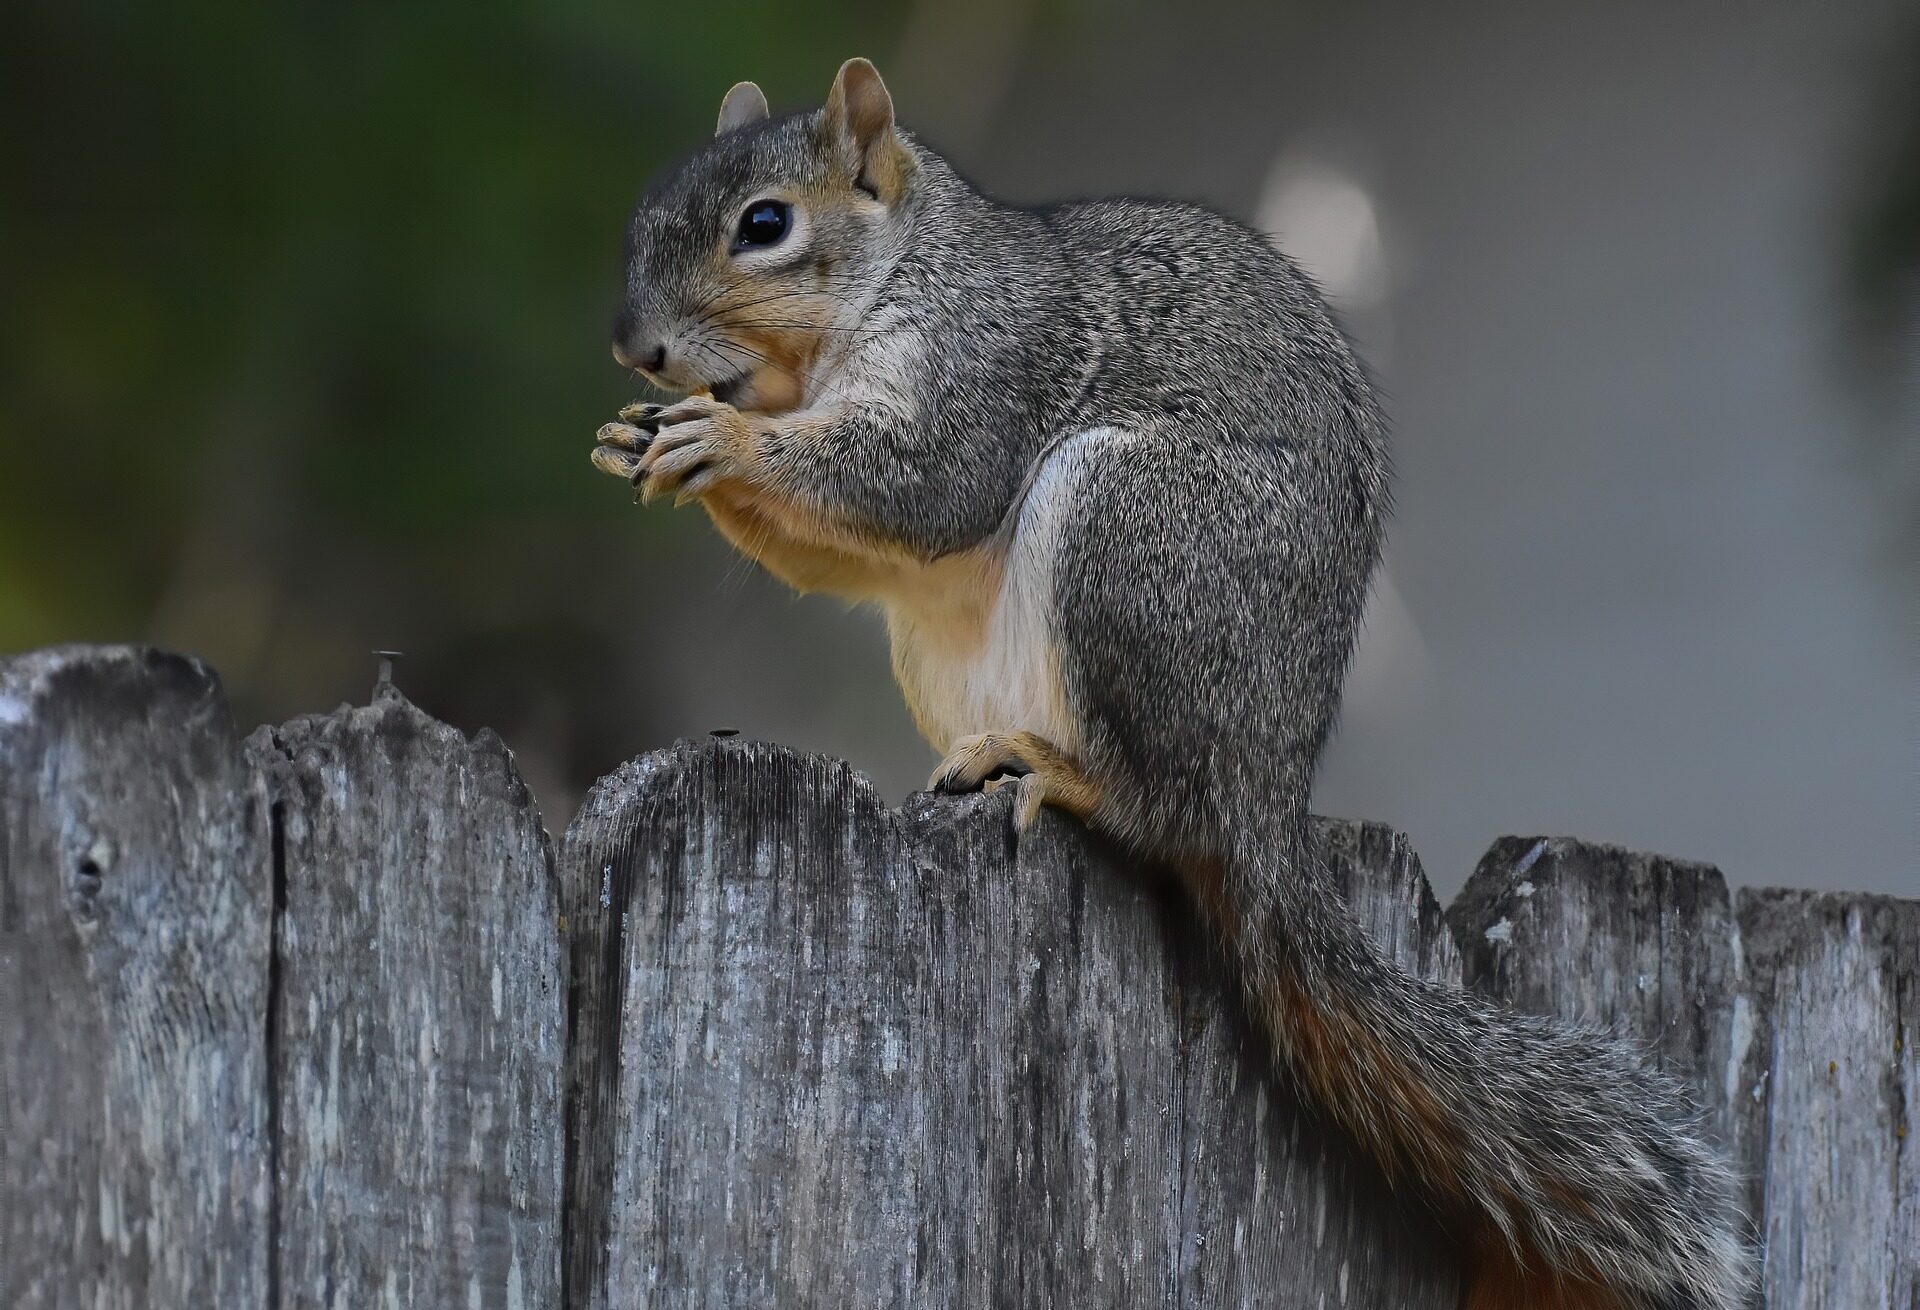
[0,645,271,1309]
[8,641,1912,1307]
[254,682,564,1309]
[1319,817,1463,986]
[1450,835,1742,1141]
[1734,888,1918,1310]
[560,736,1463,1309]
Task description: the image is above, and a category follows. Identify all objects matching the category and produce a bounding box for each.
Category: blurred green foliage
[1,0,907,773]
[1847,19,1920,367]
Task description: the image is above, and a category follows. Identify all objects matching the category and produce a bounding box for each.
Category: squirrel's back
[1049,198,1376,429]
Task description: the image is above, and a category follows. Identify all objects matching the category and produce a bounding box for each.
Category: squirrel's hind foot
[928,731,1101,832]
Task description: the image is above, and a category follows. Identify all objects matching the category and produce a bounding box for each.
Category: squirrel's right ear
[820,57,910,203]
[716,81,770,136]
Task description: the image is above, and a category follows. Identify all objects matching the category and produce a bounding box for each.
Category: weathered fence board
[256,684,564,1308]
[560,742,1462,1308]
[0,647,271,1309]
[1734,890,1918,1310]
[1452,839,1920,1310]
[3,644,1914,1307]
[1451,837,1742,1135]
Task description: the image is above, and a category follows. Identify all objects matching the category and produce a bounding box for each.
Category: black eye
[734,200,791,249]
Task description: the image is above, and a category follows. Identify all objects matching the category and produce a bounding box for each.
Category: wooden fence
[1,644,1912,1307]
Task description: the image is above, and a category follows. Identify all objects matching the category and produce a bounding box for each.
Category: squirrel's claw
[598,394,752,504]
[639,440,716,504]
[929,732,1035,793]
[596,420,651,452]
[591,442,644,479]
[617,401,667,429]
[928,732,1102,832]
[591,422,651,493]
[651,395,731,427]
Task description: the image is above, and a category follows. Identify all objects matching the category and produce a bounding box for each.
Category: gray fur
[615,88,1752,1309]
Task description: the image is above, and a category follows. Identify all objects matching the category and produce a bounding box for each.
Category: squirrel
[590,58,1752,1310]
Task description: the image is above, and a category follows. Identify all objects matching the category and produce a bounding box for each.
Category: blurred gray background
[6,0,1914,896]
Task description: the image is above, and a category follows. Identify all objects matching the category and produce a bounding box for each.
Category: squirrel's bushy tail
[1191,821,1752,1310]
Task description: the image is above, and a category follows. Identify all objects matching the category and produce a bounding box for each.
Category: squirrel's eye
[734,200,791,249]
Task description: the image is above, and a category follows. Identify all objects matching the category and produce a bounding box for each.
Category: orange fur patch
[1260,975,1471,1198]
[699,485,890,596]
[1467,1246,1627,1310]
[703,273,831,416]
[726,321,817,414]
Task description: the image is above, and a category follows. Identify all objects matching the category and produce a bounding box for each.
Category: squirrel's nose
[611,306,669,373]
[611,337,668,375]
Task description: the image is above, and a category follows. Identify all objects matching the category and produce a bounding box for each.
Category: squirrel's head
[613,58,916,413]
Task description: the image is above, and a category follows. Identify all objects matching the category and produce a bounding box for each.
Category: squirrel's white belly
[882,429,1115,757]
[885,560,1073,757]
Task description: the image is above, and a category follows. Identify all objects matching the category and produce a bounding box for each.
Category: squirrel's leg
[597,396,1041,598]
[928,731,1102,832]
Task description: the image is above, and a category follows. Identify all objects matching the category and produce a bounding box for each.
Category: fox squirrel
[590,58,1751,1310]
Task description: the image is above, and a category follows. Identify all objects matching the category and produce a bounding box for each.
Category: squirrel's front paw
[593,396,755,506]
[590,405,659,479]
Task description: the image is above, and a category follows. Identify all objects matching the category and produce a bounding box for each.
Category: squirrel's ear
[715,81,770,136]
[820,57,909,202]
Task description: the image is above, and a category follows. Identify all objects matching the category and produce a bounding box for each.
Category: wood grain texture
[1734,888,1917,1310]
[1451,836,1741,1133]
[560,736,1463,1309]
[1450,835,1750,1277]
[0,646,271,1309]
[1318,818,1463,987]
[4,644,1914,1307]
[255,683,565,1309]
[1452,836,1920,1310]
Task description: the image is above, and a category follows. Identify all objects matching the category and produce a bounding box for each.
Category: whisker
[715,317,885,337]
[681,267,758,322]
[687,338,749,385]
[687,335,848,408]
[703,336,856,406]
[712,268,893,314]
[710,285,874,316]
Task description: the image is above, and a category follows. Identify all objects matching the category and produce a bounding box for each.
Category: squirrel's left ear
[820,58,910,203]
[716,81,770,136]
